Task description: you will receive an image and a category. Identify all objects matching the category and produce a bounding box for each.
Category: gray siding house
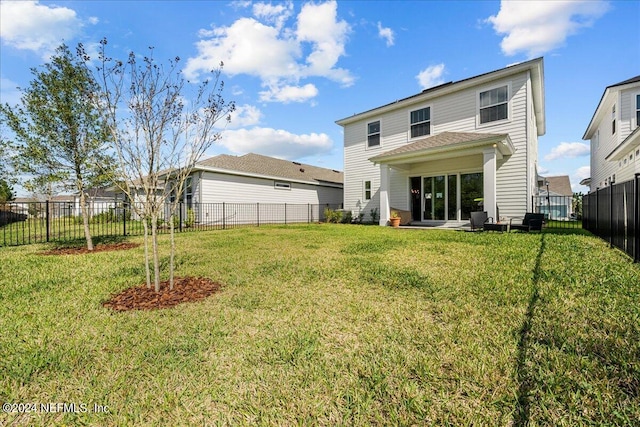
[336,58,545,226]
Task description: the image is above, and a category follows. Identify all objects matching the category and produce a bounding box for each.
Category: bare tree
[81,39,234,291]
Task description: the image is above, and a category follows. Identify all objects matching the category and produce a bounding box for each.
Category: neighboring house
[12,195,75,218]
[72,187,119,217]
[166,153,343,225]
[336,58,545,225]
[537,175,573,220]
[583,76,640,191]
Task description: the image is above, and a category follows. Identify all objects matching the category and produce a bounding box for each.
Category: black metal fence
[0,201,343,247]
[531,195,581,229]
[582,175,640,262]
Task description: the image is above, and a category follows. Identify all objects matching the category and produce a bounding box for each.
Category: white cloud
[259,83,318,103]
[253,1,293,30]
[575,165,591,180]
[0,77,22,106]
[377,22,394,47]
[486,0,610,58]
[184,0,352,103]
[88,16,99,25]
[416,63,446,90]
[544,142,590,161]
[0,0,83,57]
[219,127,333,159]
[225,104,263,129]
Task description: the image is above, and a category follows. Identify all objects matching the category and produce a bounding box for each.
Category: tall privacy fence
[0,201,343,247]
[582,174,640,262]
[531,195,581,229]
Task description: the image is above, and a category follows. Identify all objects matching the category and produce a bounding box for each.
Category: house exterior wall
[343,69,537,221]
[199,171,343,206]
[589,84,640,190]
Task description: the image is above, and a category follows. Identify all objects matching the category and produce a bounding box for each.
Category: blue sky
[1,0,639,196]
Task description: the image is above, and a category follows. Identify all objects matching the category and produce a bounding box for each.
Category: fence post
[45,200,50,243]
[284,203,287,225]
[223,202,226,230]
[123,203,127,236]
[179,202,183,232]
[257,202,260,227]
[635,174,640,262]
[308,203,310,224]
[610,182,614,248]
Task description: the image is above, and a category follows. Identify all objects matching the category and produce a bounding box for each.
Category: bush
[185,208,195,228]
[341,210,352,224]
[369,208,379,224]
[324,208,343,223]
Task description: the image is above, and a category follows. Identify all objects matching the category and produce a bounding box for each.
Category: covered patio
[369,131,515,226]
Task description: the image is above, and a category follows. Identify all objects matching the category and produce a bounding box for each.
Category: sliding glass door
[418,173,482,221]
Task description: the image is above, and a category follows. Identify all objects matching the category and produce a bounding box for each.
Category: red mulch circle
[103,276,222,311]
[41,242,140,255]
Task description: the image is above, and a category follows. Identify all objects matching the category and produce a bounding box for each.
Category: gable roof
[583,75,640,140]
[196,153,343,185]
[336,57,545,135]
[541,175,573,196]
[368,131,513,164]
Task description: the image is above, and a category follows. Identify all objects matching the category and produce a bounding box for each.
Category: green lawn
[1,225,638,425]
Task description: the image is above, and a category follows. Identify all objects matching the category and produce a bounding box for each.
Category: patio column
[483,146,499,221]
[379,163,390,226]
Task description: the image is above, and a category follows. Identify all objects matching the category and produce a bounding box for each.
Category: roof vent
[332,169,340,173]
[299,168,305,173]
[292,161,301,165]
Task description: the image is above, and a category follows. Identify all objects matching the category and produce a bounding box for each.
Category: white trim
[407,103,432,141]
[476,82,512,129]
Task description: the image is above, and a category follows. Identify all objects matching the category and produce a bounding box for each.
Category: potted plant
[389,211,401,228]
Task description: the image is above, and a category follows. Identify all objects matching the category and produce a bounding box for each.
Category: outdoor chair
[470,211,489,231]
[509,213,544,232]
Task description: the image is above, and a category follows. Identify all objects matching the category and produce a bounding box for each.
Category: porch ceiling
[369,131,514,166]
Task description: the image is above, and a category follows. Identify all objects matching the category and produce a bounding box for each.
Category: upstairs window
[410,107,431,138]
[612,104,616,135]
[479,85,508,124]
[367,121,380,148]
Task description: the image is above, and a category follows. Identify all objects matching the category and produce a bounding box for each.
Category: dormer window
[410,107,431,138]
[479,85,508,124]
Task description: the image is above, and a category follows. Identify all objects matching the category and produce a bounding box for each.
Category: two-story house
[336,58,545,226]
[583,76,640,191]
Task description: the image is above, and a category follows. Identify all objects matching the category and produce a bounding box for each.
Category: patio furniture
[470,211,489,231]
[510,213,545,232]
[484,221,509,232]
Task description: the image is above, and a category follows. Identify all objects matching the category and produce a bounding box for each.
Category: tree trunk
[79,191,94,251]
[142,218,151,289]
[151,212,161,292]
[169,209,176,290]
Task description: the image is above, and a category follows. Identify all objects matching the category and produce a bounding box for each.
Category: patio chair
[510,213,544,232]
[470,211,489,231]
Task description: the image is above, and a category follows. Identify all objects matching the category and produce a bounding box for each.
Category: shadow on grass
[513,233,546,427]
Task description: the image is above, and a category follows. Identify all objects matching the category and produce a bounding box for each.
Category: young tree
[0,44,113,250]
[83,39,234,291]
[0,179,13,205]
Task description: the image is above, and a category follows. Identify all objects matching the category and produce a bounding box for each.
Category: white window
[367,121,380,148]
[274,181,291,190]
[410,107,430,138]
[364,180,372,200]
[479,85,508,124]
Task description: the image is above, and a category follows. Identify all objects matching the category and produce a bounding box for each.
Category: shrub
[185,208,195,228]
[341,210,352,224]
[324,208,343,223]
[369,208,379,224]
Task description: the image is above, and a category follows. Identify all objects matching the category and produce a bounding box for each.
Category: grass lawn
[1,225,638,425]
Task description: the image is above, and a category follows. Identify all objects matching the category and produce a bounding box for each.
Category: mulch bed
[103,276,223,311]
[41,242,140,255]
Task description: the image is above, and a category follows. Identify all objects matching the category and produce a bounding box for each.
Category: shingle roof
[369,131,509,162]
[196,153,343,185]
[608,75,640,89]
[543,175,573,196]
